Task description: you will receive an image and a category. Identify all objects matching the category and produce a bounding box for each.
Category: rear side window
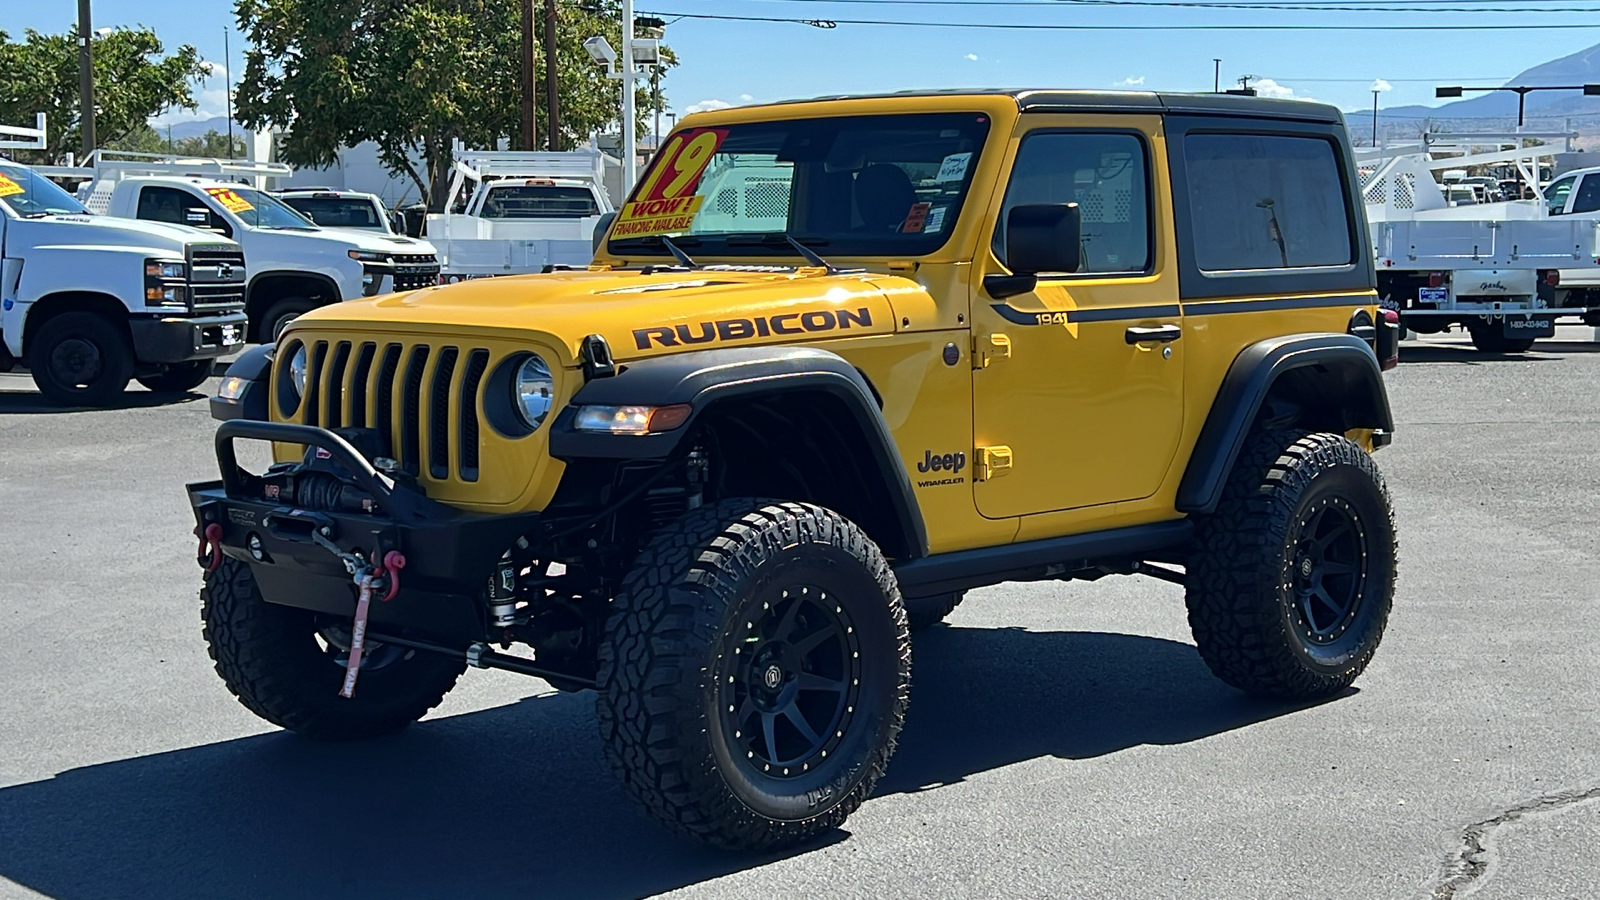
[1183,134,1352,271]
[481,185,599,219]
[993,131,1150,275]
[1571,175,1600,215]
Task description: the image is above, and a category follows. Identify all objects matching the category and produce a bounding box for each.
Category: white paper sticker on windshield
[935,152,973,183]
[924,207,947,233]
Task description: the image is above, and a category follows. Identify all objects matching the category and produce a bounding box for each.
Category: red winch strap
[339,573,375,699]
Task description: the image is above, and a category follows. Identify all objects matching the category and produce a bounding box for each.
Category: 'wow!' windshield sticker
[613,128,727,238]
[0,175,23,198]
[205,187,255,213]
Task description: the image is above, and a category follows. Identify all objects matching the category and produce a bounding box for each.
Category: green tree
[234,0,672,209]
[0,27,208,163]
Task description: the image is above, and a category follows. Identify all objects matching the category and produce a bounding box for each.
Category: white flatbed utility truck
[0,157,247,405]
[81,151,440,342]
[427,151,614,281]
[1359,133,1600,352]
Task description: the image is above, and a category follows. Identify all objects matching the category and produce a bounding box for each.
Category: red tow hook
[197,523,223,571]
[374,549,406,601]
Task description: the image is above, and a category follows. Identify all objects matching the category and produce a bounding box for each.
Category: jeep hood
[288,268,908,366]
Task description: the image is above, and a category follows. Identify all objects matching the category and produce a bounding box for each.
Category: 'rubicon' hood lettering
[634,307,873,350]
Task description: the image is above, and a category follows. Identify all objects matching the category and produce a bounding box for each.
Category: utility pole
[224,28,236,159]
[1372,89,1380,147]
[1213,59,1221,93]
[544,0,560,151]
[77,0,96,159]
[520,0,537,151]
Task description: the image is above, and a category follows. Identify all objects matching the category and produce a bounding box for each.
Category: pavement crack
[1432,785,1600,899]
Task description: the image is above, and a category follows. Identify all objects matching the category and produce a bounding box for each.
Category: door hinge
[975,445,1014,481]
[973,333,1011,368]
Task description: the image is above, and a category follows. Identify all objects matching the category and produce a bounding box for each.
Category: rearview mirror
[986,203,1081,299]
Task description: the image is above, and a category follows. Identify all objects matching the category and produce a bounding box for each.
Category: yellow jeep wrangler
[191,89,1400,850]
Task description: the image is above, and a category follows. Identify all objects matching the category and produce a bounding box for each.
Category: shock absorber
[486,548,519,628]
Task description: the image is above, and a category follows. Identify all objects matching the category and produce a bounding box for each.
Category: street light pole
[520,0,537,151]
[544,0,560,151]
[1213,58,1221,94]
[1436,84,1600,132]
[621,0,637,191]
[77,0,96,159]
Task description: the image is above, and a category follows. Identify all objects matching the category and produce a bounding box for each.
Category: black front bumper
[188,420,538,643]
[131,311,248,363]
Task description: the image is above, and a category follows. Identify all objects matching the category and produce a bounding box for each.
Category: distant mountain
[154,116,242,141]
[1373,41,1600,126]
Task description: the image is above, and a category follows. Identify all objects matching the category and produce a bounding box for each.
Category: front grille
[393,252,440,292]
[187,244,247,313]
[288,338,493,485]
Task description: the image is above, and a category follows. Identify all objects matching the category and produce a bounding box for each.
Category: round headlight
[514,354,554,430]
[288,344,308,399]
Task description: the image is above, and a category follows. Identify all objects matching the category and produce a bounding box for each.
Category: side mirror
[592,211,618,255]
[985,203,1082,299]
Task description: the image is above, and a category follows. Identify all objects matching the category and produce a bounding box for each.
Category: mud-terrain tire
[1467,322,1534,353]
[1187,431,1396,700]
[201,556,465,739]
[137,360,212,393]
[596,499,911,850]
[28,312,133,407]
[905,591,965,631]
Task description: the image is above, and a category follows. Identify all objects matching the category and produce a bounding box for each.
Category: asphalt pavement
[1,329,1598,899]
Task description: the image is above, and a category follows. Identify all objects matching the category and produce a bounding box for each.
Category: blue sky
[10,0,1600,125]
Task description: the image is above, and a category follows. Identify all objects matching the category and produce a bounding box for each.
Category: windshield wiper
[658,235,698,268]
[722,232,841,273]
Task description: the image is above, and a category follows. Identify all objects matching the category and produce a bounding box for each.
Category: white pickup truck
[427,151,614,280]
[1359,135,1600,352]
[1537,165,1600,308]
[82,152,440,341]
[0,159,247,406]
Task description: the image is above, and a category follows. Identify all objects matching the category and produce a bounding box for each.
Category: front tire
[596,500,911,850]
[28,312,133,407]
[201,557,465,740]
[1187,431,1397,700]
[260,298,317,343]
[137,360,212,393]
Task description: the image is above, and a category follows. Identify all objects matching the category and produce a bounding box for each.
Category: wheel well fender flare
[22,291,132,351]
[1176,333,1394,515]
[548,346,929,559]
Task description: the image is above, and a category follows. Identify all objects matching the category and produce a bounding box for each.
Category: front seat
[853,165,915,232]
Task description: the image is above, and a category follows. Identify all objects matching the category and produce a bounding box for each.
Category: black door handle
[1125,324,1182,345]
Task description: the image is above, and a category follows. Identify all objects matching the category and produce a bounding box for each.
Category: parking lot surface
[2,330,1598,900]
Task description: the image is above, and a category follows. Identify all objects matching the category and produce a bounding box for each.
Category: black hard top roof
[768,88,1345,124]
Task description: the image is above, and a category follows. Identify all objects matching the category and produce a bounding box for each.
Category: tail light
[1377,309,1400,371]
[1542,269,1561,286]
[1427,271,1444,288]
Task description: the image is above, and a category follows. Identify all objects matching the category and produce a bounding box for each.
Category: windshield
[482,184,599,219]
[607,112,991,257]
[0,164,89,217]
[280,196,388,231]
[207,186,318,229]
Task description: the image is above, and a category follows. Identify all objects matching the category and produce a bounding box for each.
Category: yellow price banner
[0,175,24,198]
[205,187,255,213]
[613,127,726,238]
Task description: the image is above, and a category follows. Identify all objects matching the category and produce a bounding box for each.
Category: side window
[1183,133,1352,271]
[1572,176,1600,214]
[1544,177,1573,215]
[136,186,230,236]
[993,132,1150,275]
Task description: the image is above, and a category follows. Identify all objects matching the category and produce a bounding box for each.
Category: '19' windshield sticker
[205,187,255,213]
[613,127,728,238]
[0,175,23,198]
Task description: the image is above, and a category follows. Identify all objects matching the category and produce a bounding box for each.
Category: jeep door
[970,116,1184,518]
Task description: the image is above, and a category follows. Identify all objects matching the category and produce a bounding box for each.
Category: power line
[724,0,1600,10]
[644,9,1600,26]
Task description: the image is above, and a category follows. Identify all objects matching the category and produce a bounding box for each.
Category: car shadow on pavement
[0,389,205,414]
[0,628,1341,900]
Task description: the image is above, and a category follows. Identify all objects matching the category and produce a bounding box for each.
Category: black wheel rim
[721,585,861,778]
[48,336,103,388]
[1288,497,1369,644]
